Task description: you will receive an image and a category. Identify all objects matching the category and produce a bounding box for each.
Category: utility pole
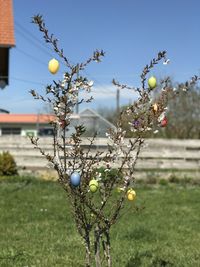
[116,88,120,114]
[76,67,79,114]
[76,92,79,114]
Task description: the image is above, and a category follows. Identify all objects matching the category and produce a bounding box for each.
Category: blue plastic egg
[70,172,81,187]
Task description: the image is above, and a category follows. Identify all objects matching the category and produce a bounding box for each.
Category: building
[79,108,116,137]
[0,109,116,137]
[0,114,55,136]
[0,0,15,89]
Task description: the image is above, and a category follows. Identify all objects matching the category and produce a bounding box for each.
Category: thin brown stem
[84,231,91,267]
[94,226,102,267]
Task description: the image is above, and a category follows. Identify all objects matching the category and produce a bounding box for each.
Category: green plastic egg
[89,179,99,193]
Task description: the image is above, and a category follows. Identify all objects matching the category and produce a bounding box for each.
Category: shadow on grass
[125,251,174,267]
[123,227,156,242]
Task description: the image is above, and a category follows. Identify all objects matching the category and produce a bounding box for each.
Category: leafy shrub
[168,174,180,183]
[0,151,18,176]
[159,179,168,186]
[146,173,158,184]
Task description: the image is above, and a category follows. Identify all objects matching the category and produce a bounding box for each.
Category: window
[38,128,54,136]
[26,131,35,137]
[2,127,21,135]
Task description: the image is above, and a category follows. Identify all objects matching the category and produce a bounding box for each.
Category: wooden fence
[0,136,199,173]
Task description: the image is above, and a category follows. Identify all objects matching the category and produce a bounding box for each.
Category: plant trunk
[84,232,91,267]
[94,226,102,267]
[83,226,112,267]
[93,226,112,267]
[105,229,112,267]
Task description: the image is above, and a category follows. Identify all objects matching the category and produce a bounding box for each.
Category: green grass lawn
[0,176,200,267]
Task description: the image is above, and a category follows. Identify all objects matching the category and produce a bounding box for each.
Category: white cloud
[79,84,139,100]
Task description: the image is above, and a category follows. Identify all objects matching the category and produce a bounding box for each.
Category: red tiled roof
[0,114,55,124]
[0,0,15,47]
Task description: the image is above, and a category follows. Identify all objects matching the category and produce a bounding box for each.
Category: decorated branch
[29,14,199,267]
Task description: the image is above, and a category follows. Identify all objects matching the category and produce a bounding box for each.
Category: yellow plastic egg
[148,76,157,89]
[127,189,136,201]
[48,58,59,74]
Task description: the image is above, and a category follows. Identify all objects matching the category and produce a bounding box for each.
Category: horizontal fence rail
[0,136,199,171]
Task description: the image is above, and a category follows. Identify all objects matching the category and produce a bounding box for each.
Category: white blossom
[158,112,165,122]
[124,176,129,181]
[88,80,94,87]
[163,59,170,65]
[76,82,82,87]
[146,127,152,131]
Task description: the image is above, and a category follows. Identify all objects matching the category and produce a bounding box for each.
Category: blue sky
[2,0,200,113]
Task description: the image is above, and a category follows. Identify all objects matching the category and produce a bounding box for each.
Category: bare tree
[161,85,200,139]
[29,15,199,266]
